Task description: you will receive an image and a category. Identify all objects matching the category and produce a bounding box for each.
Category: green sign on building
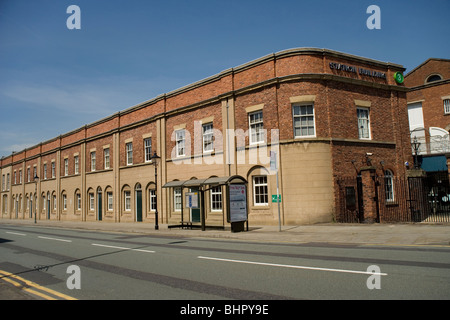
[272,194,281,203]
[394,72,404,84]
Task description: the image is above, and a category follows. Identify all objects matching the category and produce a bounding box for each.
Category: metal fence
[336,173,450,223]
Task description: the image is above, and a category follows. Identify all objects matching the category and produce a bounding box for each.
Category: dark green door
[98,192,102,221]
[47,198,50,219]
[190,188,200,223]
[136,190,142,222]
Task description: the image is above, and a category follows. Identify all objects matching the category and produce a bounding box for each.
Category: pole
[276,170,281,232]
[34,180,37,224]
[154,164,159,230]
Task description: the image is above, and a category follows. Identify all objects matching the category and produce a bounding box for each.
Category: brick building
[405,58,450,172]
[0,48,412,226]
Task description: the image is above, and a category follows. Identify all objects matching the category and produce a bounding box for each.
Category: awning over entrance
[421,156,448,172]
[162,175,247,190]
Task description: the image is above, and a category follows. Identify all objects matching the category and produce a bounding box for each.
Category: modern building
[0,48,412,227]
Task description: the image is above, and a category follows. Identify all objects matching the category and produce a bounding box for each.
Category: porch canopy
[162,175,247,230]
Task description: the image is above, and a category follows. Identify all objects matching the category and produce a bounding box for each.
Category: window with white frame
[210,186,222,211]
[43,164,47,180]
[104,148,110,169]
[249,111,264,144]
[149,189,156,211]
[293,104,315,137]
[19,170,22,184]
[174,187,182,211]
[126,143,133,165]
[51,162,55,178]
[144,138,152,162]
[202,123,214,153]
[384,170,395,202]
[176,130,185,157]
[74,156,79,174]
[76,193,81,211]
[91,152,96,171]
[444,99,450,114]
[124,191,131,211]
[357,108,371,139]
[89,193,94,211]
[64,158,69,176]
[53,195,57,211]
[62,194,67,211]
[253,176,268,206]
[27,168,30,182]
[107,192,113,211]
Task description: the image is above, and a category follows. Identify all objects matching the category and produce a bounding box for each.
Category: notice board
[228,184,247,223]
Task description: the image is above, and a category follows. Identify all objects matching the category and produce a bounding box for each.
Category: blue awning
[421,156,448,172]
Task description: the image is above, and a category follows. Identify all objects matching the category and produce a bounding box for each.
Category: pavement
[1,218,450,247]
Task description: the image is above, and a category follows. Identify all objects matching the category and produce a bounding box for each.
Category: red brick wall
[60,145,82,176]
[234,86,278,146]
[41,152,58,179]
[87,116,119,139]
[166,101,222,158]
[119,123,156,166]
[86,135,114,171]
[61,128,85,146]
[405,59,450,87]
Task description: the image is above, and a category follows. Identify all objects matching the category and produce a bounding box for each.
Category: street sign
[270,151,277,171]
[272,194,281,203]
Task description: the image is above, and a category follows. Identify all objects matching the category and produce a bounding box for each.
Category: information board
[229,184,247,222]
[185,192,199,209]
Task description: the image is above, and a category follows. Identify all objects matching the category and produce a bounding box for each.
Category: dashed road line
[6,231,27,236]
[91,243,155,253]
[38,236,72,243]
[198,256,388,276]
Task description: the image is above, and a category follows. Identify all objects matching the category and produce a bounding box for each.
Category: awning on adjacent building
[421,155,448,172]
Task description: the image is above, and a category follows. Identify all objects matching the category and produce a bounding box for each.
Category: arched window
[61,190,68,211]
[426,74,442,83]
[384,170,395,202]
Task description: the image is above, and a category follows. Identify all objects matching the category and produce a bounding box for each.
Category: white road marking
[198,256,388,276]
[38,236,72,243]
[6,231,27,236]
[92,243,155,253]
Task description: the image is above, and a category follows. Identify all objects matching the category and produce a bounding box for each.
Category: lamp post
[412,136,421,169]
[34,174,39,224]
[151,151,161,230]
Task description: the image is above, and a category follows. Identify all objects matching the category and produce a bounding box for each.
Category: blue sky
[0,0,449,158]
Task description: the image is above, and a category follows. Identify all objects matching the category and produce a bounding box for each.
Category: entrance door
[135,184,142,222]
[47,195,50,220]
[97,191,102,221]
[136,191,142,222]
[190,188,200,223]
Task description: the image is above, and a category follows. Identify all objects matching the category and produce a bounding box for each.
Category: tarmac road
[0,219,449,302]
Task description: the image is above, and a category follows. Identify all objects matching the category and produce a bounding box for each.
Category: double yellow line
[0,270,77,300]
